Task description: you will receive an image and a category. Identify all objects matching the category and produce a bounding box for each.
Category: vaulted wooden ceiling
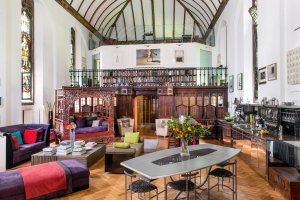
[56,0,229,44]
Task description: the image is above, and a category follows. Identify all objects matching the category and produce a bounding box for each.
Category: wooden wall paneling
[158,96,174,118]
[116,95,133,118]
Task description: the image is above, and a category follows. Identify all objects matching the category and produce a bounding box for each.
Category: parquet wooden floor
[17,136,283,200]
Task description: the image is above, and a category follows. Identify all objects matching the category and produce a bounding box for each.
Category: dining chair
[124,170,158,200]
[207,160,237,200]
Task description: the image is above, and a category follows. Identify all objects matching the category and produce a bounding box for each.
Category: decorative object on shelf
[136,49,160,65]
[258,67,267,84]
[237,73,243,90]
[228,75,234,93]
[175,50,184,63]
[287,46,300,85]
[267,63,277,81]
[167,114,211,160]
[65,122,77,149]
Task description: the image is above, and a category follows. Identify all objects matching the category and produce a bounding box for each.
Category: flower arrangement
[167,114,211,143]
[65,122,77,131]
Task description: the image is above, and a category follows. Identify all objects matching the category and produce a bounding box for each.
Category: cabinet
[269,167,300,200]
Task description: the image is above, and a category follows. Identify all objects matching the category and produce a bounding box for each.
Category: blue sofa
[0,124,50,169]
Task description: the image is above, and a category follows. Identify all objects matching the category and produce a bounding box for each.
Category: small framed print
[175,50,184,63]
[228,75,234,93]
[237,73,243,90]
[258,67,267,84]
[268,63,277,81]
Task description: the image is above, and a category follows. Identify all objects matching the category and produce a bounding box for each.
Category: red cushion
[23,129,38,144]
[12,136,19,149]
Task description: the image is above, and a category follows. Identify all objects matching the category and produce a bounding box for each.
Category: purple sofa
[75,124,108,134]
[0,160,89,200]
[0,124,50,169]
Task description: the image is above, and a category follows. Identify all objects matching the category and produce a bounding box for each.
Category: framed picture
[136,49,160,65]
[229,75,234,93]
[258,67,267,84]
[267,63,277,81]
[175,50,184,63]
[237,73,243,90]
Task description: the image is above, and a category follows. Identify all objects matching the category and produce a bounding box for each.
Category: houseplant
[167,114,211,159]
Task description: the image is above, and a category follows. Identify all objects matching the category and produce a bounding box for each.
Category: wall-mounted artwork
[136,49,160,65]
[258,67,267,84]
[267,63,277,81]
[237,73,243,90]
[229,75,234,93]
[175,50,184,63]
[287,47,300,85]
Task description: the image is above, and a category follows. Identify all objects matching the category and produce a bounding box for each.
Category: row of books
[42,141,97,156]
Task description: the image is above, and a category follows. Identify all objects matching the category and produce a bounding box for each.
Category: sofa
[0,160,89,200]
[0,124,50,169]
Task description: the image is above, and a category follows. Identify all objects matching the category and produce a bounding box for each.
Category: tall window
[21,0,34,104]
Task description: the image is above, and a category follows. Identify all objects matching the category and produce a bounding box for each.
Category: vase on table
[70,129,75,149]
[180,139,190,161]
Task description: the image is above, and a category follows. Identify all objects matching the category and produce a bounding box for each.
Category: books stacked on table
[42,147,57,155]
[56,140,72,155]
[85,142,97,150]
[72,140,86,155]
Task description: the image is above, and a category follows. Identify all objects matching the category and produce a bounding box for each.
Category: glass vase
[70,129,75,149]
[180,139,190,161]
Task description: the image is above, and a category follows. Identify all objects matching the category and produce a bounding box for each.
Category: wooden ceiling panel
[56,0,229,43]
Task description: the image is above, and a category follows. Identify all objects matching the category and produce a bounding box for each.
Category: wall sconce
[248,4,257,25]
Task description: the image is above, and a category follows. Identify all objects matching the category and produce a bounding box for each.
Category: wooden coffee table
[31,144,105,167]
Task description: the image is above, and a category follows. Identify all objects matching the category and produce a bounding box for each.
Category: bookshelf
[102,68,197,87]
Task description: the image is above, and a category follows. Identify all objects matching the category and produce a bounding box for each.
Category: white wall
[0,0,91,125]
[212,0,253,114]
[93,43,211,69]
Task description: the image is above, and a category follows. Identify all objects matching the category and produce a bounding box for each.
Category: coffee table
[31,144,105,167]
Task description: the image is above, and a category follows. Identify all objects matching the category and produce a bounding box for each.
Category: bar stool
[124,170,158,200]
[207,160,237,200]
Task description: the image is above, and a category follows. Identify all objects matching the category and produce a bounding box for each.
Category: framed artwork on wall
[237,73,243,90]
[287,47,300,85]
[136,49,160,65]
[175,50,184,63]
[258,67,267,84]
[229,75,234,93]
[267,63,277,81]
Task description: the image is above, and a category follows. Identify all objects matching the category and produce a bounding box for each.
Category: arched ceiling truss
[56,0,229,44]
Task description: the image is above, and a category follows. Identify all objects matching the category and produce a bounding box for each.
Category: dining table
[121,143,240,199]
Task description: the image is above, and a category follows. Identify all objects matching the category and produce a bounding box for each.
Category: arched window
[21,0,34,104]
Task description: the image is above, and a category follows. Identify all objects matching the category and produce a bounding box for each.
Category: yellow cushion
[113,142,130,148]
[124,132,140,144]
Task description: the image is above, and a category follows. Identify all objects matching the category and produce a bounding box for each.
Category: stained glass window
[21,0,34,104]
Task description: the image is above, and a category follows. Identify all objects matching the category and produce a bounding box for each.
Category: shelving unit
[102,68,197,87]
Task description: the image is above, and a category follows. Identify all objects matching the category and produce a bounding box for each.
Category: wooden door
[158,96,174,118]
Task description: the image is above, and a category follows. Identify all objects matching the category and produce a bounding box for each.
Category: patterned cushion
[129,180,157,193]
[124,132,139,144]
[209,168,233,178]
[122,119,130,128]
[168,179,195,191]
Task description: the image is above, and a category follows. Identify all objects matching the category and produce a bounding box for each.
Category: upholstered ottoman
[0,160,89,200]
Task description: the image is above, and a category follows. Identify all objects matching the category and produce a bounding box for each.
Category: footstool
[105,147,136,173]
[0,160,89,200]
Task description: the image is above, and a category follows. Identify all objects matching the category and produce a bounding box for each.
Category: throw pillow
[28,127,44,142]
[92,120,100,127]
[124,132,139,144]
[113,142,130,149]
[122,119,130,128]
[23,129,38,144]
[11,131,24,145]
[161,120,166,128]
[12,136,19,150]
[76,119,86,128]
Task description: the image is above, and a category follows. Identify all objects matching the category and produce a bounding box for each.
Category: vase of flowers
[168,114,211,160]
[66,122,77,149]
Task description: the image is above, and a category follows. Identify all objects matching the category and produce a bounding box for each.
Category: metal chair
[124,170,158,200]
[207,160,237,200]
[166,171,199,199]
